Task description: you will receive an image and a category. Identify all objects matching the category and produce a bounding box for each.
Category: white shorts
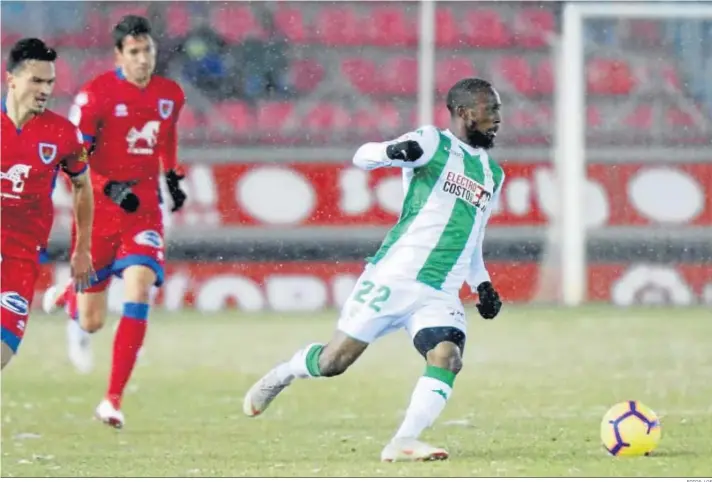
[337,265,467,344]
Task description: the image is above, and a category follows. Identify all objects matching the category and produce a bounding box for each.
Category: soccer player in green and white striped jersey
[243,78,505,462]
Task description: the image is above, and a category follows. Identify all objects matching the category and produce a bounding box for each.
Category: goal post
[557,2,712,306]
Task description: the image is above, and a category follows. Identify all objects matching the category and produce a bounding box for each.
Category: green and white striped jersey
[352,125,505,295]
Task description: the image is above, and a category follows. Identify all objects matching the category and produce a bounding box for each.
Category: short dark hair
[6,38,57,73]
[113,15,152,50]
[446,78,494,115]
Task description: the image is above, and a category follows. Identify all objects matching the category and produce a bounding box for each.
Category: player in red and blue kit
[1,38,95,369]
[42,16,187,427]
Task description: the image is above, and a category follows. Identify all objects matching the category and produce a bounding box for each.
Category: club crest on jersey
[158,99,174,120]
[38,143,57,164]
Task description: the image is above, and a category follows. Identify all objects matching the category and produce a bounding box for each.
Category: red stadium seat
[379,56,418,95]
[79,56,116,81]
[666,107,696,128]
[53,58,77,97]
[314,7,363,46]
[411,106,450,129]
[587,105,602,128]
[375,101,403,133]
[435,58,476,94]
[213,101,254,136]
[623,105,653,130]
[274,7,306,44]
[304,103,350,134]
[368,6,416,47]
[513,8,556,49]
[587,58,635,95]
[210,5,262,43]
[256,101,294,135]
[289,60,324,93]
[165,4,192,38]
[660,63,681,90]
[629,20,661,46]
[461,10,510,48]
[178,104,200,132]
[509,106,537,130]
[533,58,554,95]
[435,8,460,48]
[341,58,378,94]
[494,56,534,95]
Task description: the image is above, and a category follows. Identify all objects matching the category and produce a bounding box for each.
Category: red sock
[106,302,148,408]
[63,283,78,321]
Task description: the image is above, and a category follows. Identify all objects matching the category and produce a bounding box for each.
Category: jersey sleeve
[67,85,103,151]
[160,90,185,173]
[61,127,89,177]
[352,125,440,171]
[466,176,505,291]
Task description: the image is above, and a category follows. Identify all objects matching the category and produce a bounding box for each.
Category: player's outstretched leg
[243,330,368,417]
[381,330,464,462]
[97,265,154,429]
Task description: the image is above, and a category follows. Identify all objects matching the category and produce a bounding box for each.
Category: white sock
[69,318,89,336]
[393,366,454,440]
[274,343,324,382]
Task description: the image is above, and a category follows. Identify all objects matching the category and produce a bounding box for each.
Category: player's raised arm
[467,180,504,319]
[352,125,440,171]
[62,129,95,292]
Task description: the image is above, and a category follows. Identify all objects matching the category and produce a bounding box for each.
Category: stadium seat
[375,101,403,133]
[494,56,534,95]
[435,7,460,48]
[628,20,661,47]
[289,60,324,93]
[666,107,696,128]
[379,56,418,96]
[165,4,192,38]
[212,101,254,136]
[341,58,378,94]
[509,106,538,130]
[461,9,510,48]
[304,103,350,134]
[533,58,554,95]
[274,7,306,44]
[512,8,556,49]
[587,58,635,95]
[368,6,416,47]
[435,58,476,94]
[623,105,653,130]
[178,104,200,132]
[210,5,262,43]
[83,11,109,47]
[411,106,449,129]
[256,101,294,135]
[313,7,363,46]
[660,63,682,90]
[587,105,602,128]
[79,56,116,81]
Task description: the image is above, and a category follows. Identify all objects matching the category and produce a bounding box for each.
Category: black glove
[103,180,140,213]
[165,169,187,212]
[476,281,502,319]
[386,140,424,162]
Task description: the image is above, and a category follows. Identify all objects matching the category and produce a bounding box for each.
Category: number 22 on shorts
[353,281,391,312]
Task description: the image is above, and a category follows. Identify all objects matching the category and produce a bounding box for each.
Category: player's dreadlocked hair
[6,38,57,73]
[113,15,152,50]
[446,78,494,116]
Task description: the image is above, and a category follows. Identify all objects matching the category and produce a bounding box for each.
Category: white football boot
[41,285,63,314]
[380,438,449,462]
[95,399,125,429]
[243,367,294,417]
[66,319,93,374]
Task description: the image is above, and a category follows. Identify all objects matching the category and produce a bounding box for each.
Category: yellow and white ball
[600,401,661,456]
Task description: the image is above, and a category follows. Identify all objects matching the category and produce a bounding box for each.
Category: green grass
[2,306,712,477]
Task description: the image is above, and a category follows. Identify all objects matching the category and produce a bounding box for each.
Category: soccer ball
[600,401,661,456]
